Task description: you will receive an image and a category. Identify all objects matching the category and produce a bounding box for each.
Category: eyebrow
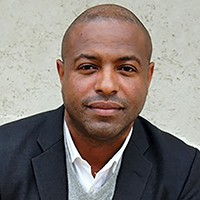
[74,53,141,65]
[117,55,141,65]
[74,54,98,62]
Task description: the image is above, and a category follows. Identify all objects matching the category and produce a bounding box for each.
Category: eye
[79,64,97,70]
[78,64,98,74]
[117,65,137,74]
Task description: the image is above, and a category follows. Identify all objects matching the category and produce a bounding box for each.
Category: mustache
[81,95,129,107]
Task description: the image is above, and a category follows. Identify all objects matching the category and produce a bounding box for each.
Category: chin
[84,122,127,141]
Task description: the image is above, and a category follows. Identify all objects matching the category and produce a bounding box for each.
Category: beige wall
[0,0,199,149]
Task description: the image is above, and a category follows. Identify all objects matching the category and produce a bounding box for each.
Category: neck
[65,119,131,175]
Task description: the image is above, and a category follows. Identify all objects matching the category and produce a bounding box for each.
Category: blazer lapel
[32,106,68,200]
[113,117,153,200]
[32,140,67,200]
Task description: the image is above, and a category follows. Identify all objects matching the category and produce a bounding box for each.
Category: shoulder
[133,116,200,175]
[136,116,198,155]
[0,105,64,173]
[1,108,50,138]
[0,106,64,137]
[135,116,200,197]
[0,105,64,155]
[0,106,64,190]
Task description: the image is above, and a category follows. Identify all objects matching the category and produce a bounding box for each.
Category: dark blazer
[0,106,200,200]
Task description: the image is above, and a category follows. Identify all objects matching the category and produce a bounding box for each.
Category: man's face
[57,20,154,141]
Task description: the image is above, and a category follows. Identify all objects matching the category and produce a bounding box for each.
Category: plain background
[0,0,199,150]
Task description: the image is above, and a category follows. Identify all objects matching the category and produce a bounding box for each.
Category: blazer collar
[113,117,153,200]
[32,105,68,200]
[37,105,64,151]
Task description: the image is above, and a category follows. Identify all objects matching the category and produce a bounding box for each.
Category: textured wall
[0,0,199,149]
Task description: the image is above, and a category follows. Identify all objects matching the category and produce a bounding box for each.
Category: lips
[86,101,124,116]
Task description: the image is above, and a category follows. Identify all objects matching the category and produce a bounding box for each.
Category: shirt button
[90,188,94,193]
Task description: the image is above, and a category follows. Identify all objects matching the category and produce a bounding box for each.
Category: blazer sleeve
[179,149,200,199]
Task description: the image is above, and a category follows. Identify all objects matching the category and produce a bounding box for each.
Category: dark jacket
[0,106,200,200]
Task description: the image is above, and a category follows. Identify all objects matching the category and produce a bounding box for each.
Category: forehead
[65,20,149,61]
[69,19,145,42]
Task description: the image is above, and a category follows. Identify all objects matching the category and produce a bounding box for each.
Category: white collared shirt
[63,121,132,193]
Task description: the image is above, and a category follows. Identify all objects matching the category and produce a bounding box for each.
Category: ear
[56,59,65,82]
[147,62,154,87]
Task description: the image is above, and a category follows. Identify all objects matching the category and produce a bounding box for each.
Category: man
[0,4,200,200]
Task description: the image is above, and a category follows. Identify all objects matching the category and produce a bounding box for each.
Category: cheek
[62,75,94,101]
[121,78,148,98]
[125,82,148,114]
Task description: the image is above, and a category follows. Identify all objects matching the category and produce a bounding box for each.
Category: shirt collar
[63,121,80,163]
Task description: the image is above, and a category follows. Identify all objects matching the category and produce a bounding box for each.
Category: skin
[57,20,154,175]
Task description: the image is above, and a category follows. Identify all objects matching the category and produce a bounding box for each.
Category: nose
[94,67,119,96]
